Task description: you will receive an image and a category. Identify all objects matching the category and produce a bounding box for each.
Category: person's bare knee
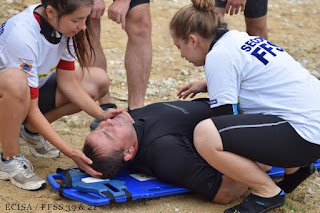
[1,68,29,103]
[125,5,151,39]
[194,119,222,153]
[76,67,110,101]
[194,120,211,151]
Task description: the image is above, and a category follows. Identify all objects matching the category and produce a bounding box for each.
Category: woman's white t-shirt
[0,4,75,98]
[205,30,320,145]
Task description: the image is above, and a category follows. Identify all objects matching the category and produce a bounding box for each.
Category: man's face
[88,112,136,156]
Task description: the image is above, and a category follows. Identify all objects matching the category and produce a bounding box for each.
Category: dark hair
[170,0,222,41]
[83,139,128,179]
[41,0,95,69]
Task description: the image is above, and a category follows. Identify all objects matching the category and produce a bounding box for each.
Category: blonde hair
[170,0,222,41]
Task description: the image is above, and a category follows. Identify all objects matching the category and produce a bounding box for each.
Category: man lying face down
[83,100,247,204]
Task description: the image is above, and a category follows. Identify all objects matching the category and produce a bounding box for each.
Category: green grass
[284,200,298,212]
[66,121,78,129]
[283,200,307,212]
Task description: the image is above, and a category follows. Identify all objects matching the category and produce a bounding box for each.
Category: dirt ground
[0,0,320,212]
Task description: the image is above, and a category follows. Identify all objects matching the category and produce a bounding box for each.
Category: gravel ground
[0,0,319,212]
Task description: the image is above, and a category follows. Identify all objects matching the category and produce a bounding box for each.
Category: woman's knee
[0,68,29,102]
[194,119,214,148]
[194,118,223,152]
[79,67,110,99]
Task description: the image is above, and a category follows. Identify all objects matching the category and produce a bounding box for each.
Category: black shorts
[215,0,268,18]
[113,0,150,10]
[148,135,222,201]
[210,114,320,168]
[38,73,57,114]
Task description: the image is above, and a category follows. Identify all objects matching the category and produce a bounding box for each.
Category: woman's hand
[69,149,102,178]
[101,108,134,123]
[177,80,207,99]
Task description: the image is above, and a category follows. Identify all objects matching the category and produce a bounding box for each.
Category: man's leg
[245,15,268,39]
[215,7,227,24]
[244,0,268,39]
[88,17,116,130]
[124,3,152,110]
[90,18,114,105]
[215,0,227,25]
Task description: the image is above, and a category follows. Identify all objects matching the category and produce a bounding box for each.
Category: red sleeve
[57,59,75,71]
[30,87,39,99]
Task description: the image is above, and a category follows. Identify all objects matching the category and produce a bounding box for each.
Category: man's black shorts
[113,0,150,10]
[215,0,268,18]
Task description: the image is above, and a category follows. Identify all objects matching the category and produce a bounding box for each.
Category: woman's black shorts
[211,114,320,168]
[38,73,57,114]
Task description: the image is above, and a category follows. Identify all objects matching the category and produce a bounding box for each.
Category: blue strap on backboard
[55,168,130,203]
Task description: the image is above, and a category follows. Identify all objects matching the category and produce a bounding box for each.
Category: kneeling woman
[170,0,320,212]
[0,0,123,190]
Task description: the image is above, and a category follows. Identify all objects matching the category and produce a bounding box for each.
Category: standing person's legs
[215,0,268,39]
[89,17,114,105]
[244,0,268,39]
[125,3,152,110]
[90,18,107,72]
[88,17,116,130]
[215,0,227,25]
[245,15,267,39]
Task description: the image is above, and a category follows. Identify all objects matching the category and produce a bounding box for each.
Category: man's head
[83,113,138,178]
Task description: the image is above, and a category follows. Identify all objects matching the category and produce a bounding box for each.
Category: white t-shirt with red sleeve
[0,4,75,99]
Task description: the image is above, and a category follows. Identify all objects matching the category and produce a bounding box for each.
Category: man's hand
[222,0,246,15]
[91,0,106,19]
[108,0,131,29]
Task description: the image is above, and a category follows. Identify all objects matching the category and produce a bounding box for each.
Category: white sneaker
[19,126,60,158]
[0,154,46,190]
